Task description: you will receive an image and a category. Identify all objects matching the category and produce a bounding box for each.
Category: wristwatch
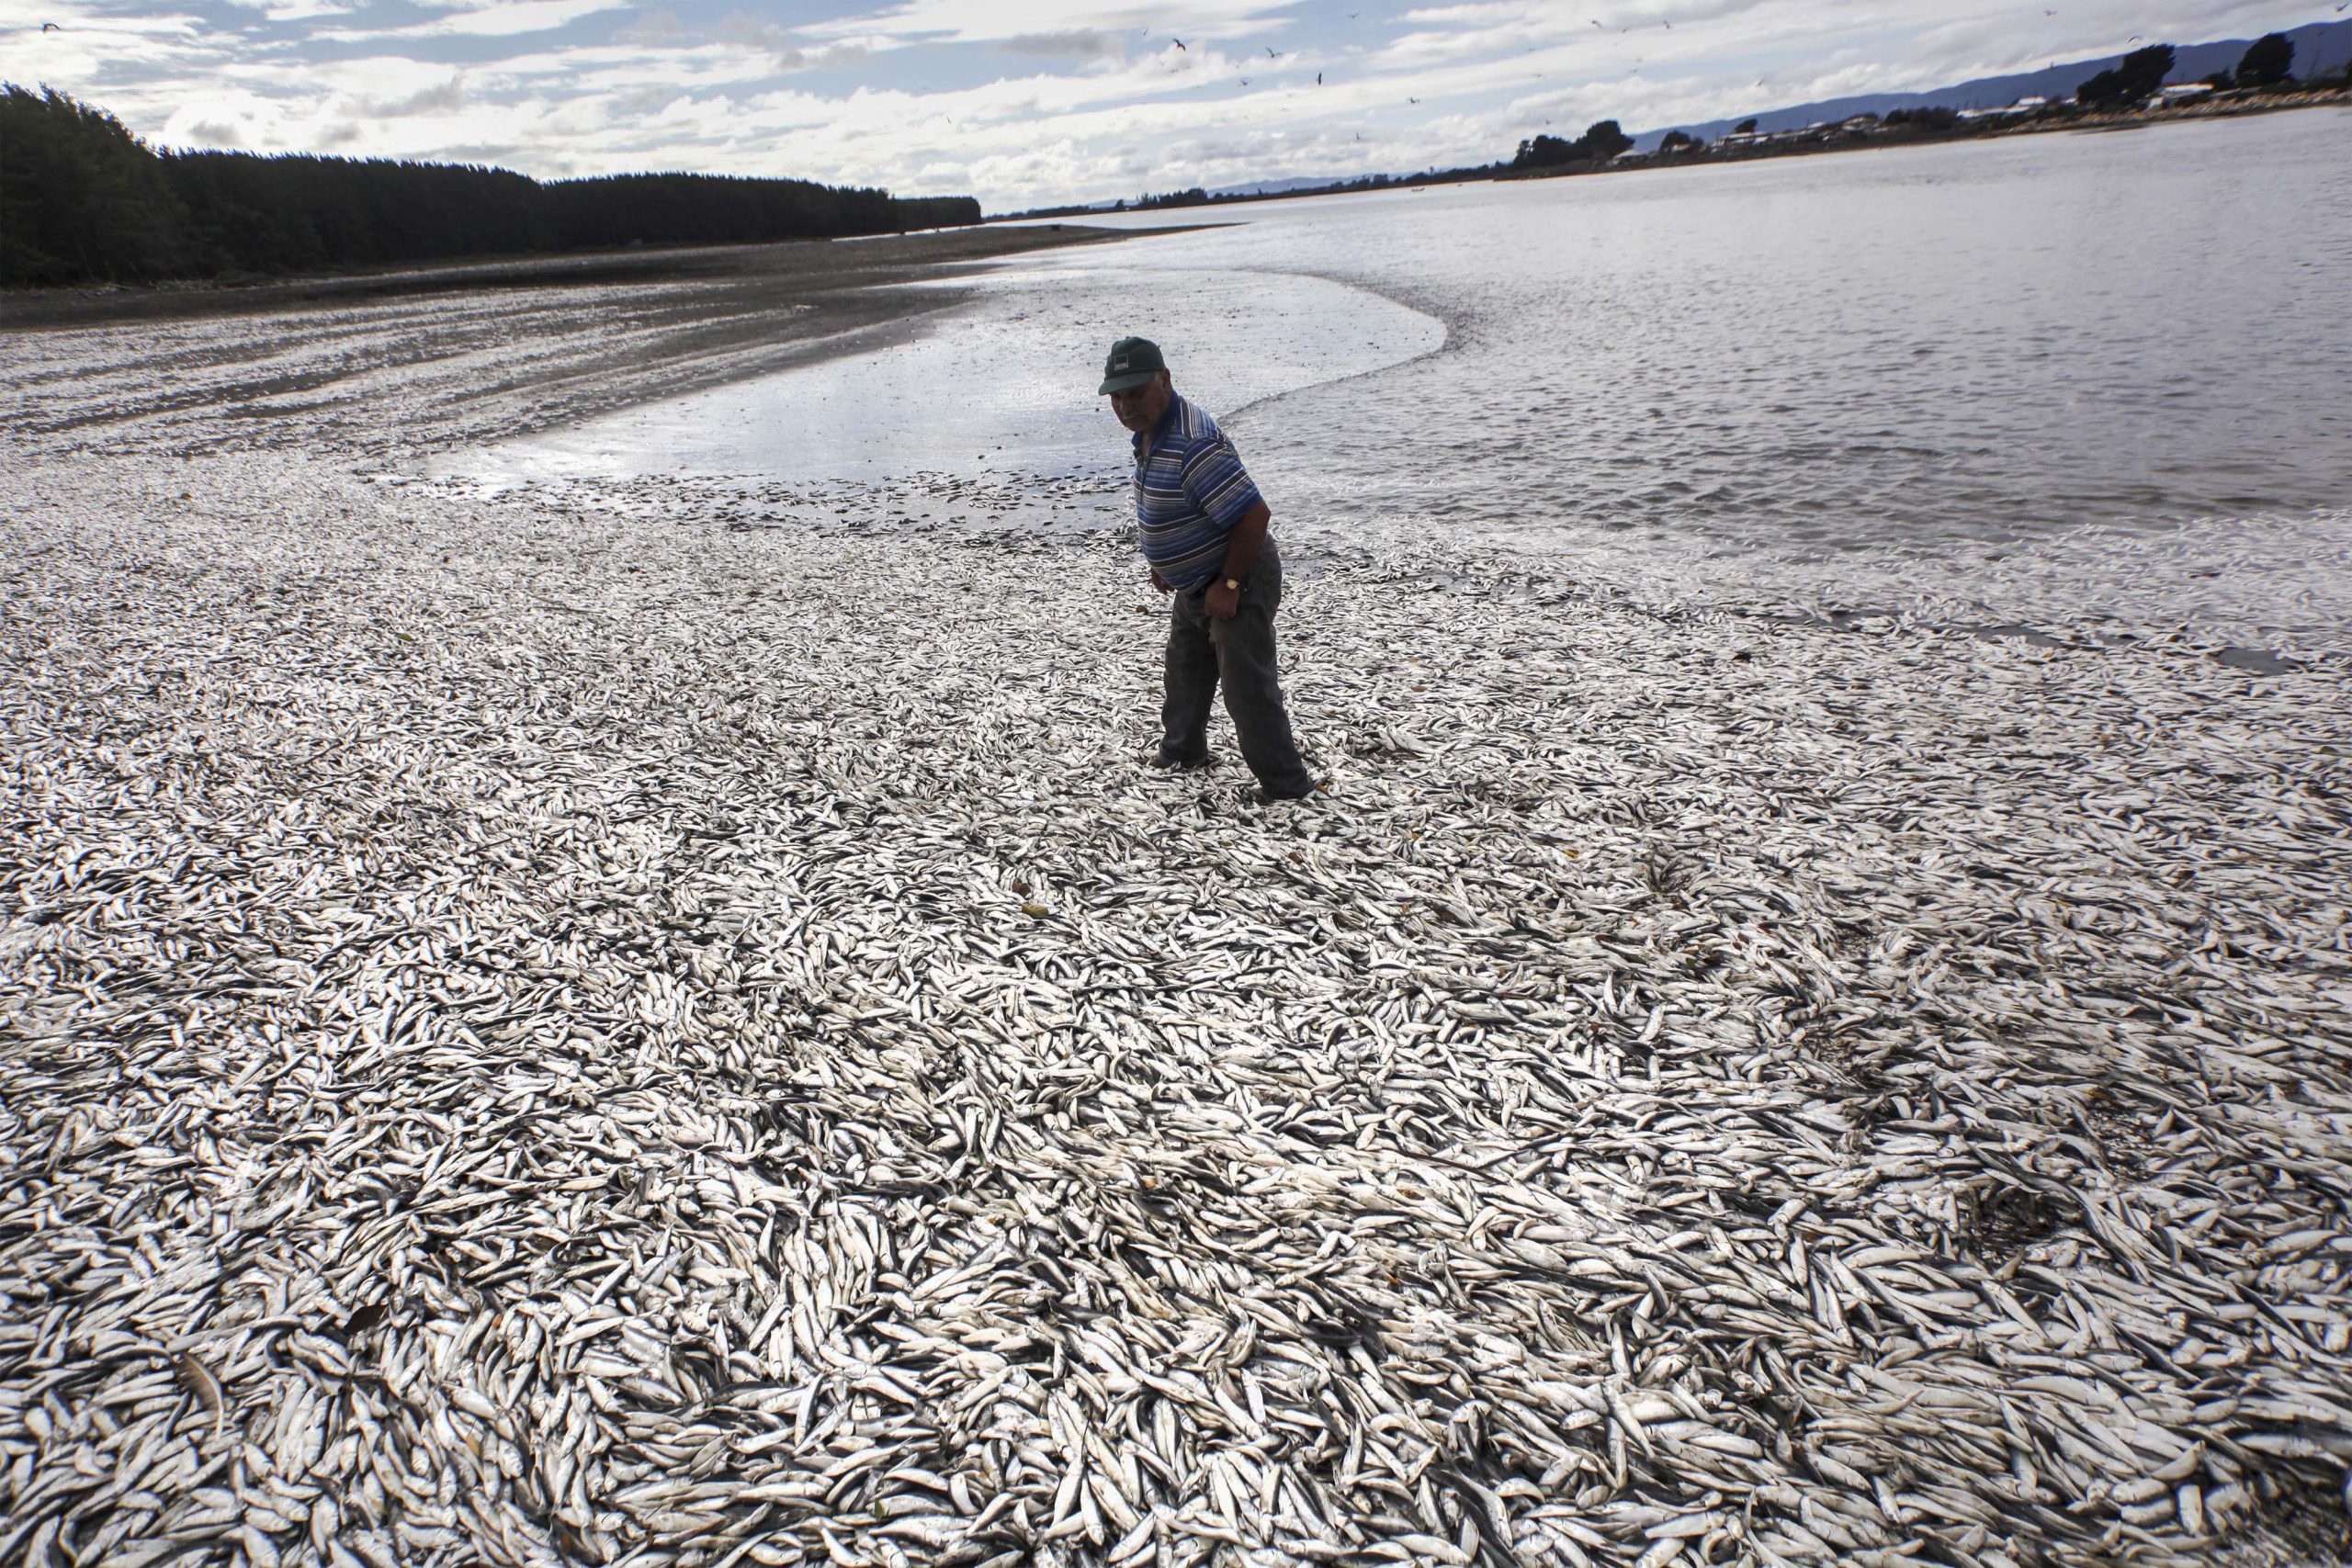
[1224,578,1240,592]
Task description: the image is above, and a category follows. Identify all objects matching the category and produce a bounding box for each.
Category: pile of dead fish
[1,446,2348,1568]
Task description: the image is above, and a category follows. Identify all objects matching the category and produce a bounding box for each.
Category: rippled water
[467,108,2352,649]
[1220,113,2352,554]
[464,266,1440,485]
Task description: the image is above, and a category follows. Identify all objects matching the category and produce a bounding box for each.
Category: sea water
[459,107,2352,651]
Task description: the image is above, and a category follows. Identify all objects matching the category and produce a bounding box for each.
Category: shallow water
[461,108,2352,649]
[458,266,1442,486]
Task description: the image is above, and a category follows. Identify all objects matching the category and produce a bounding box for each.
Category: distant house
[1959,96,2047,122]
[2154,83,2217,107]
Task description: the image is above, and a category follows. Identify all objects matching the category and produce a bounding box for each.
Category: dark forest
[1,85,980,288]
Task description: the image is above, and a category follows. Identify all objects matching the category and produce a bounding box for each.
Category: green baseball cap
[1099,336,1166,395]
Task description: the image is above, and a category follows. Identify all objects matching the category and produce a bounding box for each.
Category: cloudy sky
[3,0,2336,208]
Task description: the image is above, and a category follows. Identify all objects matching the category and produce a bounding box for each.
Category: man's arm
[1220,502,1270,583]
[1204,501,1270,620]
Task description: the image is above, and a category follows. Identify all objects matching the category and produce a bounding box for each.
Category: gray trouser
[1161,537,1314,795]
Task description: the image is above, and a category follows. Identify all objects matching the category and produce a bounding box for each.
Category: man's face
[1107,371,1172,434]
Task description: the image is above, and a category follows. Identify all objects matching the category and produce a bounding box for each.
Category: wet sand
[0,223,1140,460]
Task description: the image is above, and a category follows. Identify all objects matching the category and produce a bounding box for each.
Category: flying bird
[41,19,61,28]
[1170,37,1186,50]
[1266,47,1280,57]
[1317,72,1323,84]
[1408,96,1419,103]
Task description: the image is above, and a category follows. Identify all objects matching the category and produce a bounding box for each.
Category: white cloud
[798,0,1296,47]
[305,0,628,42]
[22,0,2342,207]
[428,0,628,36]
[367,72,467,113]
[160,86,287,147]
[257,0,362,19]
[999,28,1129,63]
[703,11,879,71]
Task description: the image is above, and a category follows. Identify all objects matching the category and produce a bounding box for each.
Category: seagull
[1266,46,1280,57]
[1408,95,1419,103]
[1170,37,1185,49]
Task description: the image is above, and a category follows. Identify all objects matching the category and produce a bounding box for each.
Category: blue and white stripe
[1132,394,1264,591]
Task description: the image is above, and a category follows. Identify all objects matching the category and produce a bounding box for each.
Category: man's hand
[1150,570,1172,594]
[1204,502,1268,624]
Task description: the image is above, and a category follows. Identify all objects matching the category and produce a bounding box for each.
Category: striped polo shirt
[1132,393,1264,591]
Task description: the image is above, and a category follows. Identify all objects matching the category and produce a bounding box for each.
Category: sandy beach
[0,225,1139,461]
[3,254,2349,1568]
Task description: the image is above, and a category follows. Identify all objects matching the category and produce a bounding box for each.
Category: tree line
[1,85,980,289]
[1499,31,2328,180]
[2079,33,2305,107]
[1510,120,1634,171]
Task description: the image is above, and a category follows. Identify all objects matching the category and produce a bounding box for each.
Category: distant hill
[1632,18,2352,150]
[1205,175,1365,199]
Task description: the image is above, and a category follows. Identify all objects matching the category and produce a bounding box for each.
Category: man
[1100,336,1317,804]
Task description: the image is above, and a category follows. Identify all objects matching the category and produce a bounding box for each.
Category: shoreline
[0,223,1153,465]
[1502,85,2352,186]
[0,222,1143,331]
[1000,87,2352,219]
[4,263,2351,1566]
